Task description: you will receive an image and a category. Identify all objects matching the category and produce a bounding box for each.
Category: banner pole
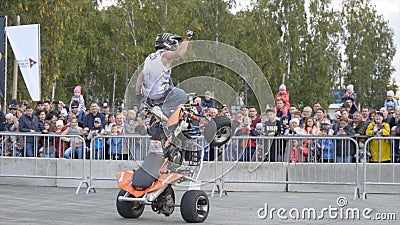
[12,15,20,100]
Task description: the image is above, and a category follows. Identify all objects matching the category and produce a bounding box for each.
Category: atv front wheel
[204,116,232,147]
[116,189,145,218]
[180,190,209,223]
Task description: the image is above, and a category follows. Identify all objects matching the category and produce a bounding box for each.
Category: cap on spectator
[8,104,17,110]
[74,86,82,94]
[335,111,342,117]
[376,111,384,117]
[346,84,354,92]
[289,118,300,125]
[279,84,286,91]
[256,123,263,130]
[94,117,102,123]
[391,126,397,132]
[11,99,18,106]
[102,101,109,108]
[387,90,394,97]
[56,120,64,127]
[341,102,350,108]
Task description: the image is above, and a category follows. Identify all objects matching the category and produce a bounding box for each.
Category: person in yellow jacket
[365,111,391,162]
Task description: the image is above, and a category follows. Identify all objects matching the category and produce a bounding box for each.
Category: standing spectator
[315,108,331,128]
[69,85,86,112]
[107,124,124,160]
[248,106,261,129]
[289,139,308,163]
[341,84,357,105]
[8,104,18,117]
[361,105,371,124]
[42,100,51,114]
[312,102,322,118]
[263,108,282,162]
[303,117,320,135]
[350,111,368,140]
[284,118,304,162]
[87,117,105,159]
[104,113,116,134]
[62,118,84,159]
[35,101,44,115]
[316,127,334,163]
[384,90,398,110]
[54,120,69,158]
[275,84,290,110]
[38,121,56,158]
[333,117,355,163]
[386,106,397,128]
[83,101,106,134]
[301,106,313,128]
[56,101,68,115]
[275,97,289,118]
[236,116,257,162]
[288,104,298,120]
[365,111,391,163]
[344,97,358,118]
[18,105,40,157]
[37,111,47,132]
[68,101,85,127]
[201,91,216,109]
[101,101,110,116]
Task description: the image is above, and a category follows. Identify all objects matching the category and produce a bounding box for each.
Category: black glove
[185,30,195,41]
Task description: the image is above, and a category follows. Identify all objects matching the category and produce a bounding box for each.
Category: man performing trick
[135,30,194,151]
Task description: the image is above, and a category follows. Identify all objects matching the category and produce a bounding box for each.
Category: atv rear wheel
[204,116,232,147]
[180,190,209,223]
[116,189,145,218]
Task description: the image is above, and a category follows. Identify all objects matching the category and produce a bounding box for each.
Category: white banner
[5,24,41,101]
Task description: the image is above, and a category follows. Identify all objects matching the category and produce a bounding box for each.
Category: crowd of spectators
[1,84,400,163]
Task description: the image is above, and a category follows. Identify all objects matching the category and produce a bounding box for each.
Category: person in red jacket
[275,84,290,109]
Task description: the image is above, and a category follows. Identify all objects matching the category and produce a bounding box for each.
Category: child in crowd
[384,90,398,110]
[290,139,308,163]
[87,117,105,159]
[39,121,56,158]
[107,124,123,160]
[275,84,290,109]
[4,136,23,157]
[355,139,370,163]
[316,127,334,163]
[62,118,84,159]
[69,85,86,111]
[54,120,69,158]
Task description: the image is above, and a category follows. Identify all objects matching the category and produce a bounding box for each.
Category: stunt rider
[135,30,194,152]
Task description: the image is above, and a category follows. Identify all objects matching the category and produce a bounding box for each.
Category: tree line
[1,0,397,110]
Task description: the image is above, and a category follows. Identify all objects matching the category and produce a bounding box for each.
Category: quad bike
[116,102,232,223]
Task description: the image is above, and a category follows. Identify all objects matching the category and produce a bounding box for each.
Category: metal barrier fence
[86,134,151,193]
[0,132,88,194]
[216,136,361,199]
[363,136,400,200]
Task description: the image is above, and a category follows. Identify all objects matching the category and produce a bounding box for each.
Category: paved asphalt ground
[0,184,399,225]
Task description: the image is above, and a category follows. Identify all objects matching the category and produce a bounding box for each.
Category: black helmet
[154,33,182,51]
